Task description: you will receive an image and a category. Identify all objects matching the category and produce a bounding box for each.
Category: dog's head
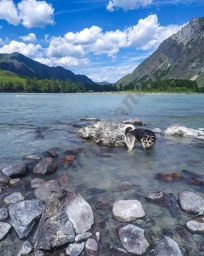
[141,133,156,150]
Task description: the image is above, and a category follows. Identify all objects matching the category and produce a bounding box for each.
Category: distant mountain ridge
[116,17,204,87]
[0,52,95,84]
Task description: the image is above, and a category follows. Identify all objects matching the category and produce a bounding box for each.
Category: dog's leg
[125,134,136,151]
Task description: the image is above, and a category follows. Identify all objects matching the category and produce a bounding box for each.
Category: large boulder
[33,158,56,174]
[65,193,94,234]
[8,200,44,239]
[154,235,182,256]
[2,163,28,178]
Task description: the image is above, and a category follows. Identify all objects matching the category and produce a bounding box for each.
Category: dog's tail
[124,124,135,135]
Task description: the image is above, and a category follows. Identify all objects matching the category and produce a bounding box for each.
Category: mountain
[0,52,95,84]
[96,81,113,85]
[116,17,204,87]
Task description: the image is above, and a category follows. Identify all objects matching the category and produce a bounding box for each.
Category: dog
[124,124,156,151]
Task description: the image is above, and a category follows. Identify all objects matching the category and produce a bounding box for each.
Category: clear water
[0,93,204,255]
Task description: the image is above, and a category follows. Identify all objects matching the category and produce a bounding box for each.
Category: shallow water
[0,93,204,255]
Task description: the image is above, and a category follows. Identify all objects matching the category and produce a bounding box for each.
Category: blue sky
[0,0,204,83]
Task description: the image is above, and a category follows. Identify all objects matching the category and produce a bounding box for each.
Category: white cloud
[106,0,152,11]
[0,0,20,25]
[20,33,37,42]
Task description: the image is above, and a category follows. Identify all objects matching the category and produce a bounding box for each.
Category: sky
[0,0,204,83]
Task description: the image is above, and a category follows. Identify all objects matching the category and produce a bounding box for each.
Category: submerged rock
[118,224,150,255]
[187,177,204,186]
[175,226,193,243]
[8,200,44,239]
[112,200,145,222]
[59,155,77,163]
[2,163,28,178]
[57,172,76,192]
[17,241,33,256]
[4,192,24,205]
[146,191,170,206]
[156,173,183,182]
[33,158,56,174]
[154,235,182,256]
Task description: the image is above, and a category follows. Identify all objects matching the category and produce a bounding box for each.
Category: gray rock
[80,118,100,121]
[186,217,204,233]
[119,224,150,255]
[34,180,64,202]
[75,232,92,243]
[57,172,76,193]
[122,118,144,125]
[112,200,145,222]
[85,238,98,256]
[9,178,20,185]
[46,149,58,157]
[154,235,182,256]
[33,158,56,174]
[0,208,8,221]
[65,192,94,234]
[17,241,33,256]
[0,222,11,240]
[146,191,170,206]
[2,163,28,178]
[23,155,41,161]
[4,192,24,205]
[66,242,84,256]
[33,196,75,250]
[178,191,204,215]
[0,171,10,184]
[152,128,162,134]
[164,124,203,138]
[34,250,45,256]
[31,178,45,188]
[8,199,44,239]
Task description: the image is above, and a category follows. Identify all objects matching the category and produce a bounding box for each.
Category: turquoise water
[0,93,204,255]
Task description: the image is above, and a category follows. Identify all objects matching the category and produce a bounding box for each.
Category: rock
[2,163,28,178]
[66,242,84,256]
[96,231,100,243]
[186,217,204,233]
[23,155,41,161]
[31,178,45,188]
[0,208,8,221]
[156,173,183,182]
[76,121,127,147]
[75,232,92,243]
[112,200,145,222]
[187,177,204,186]
[113,183,132,192]
[109,247,130,255]
[164,124,204,139]
[146,191,170,206]
[4,192,24,204]
[65,192,94,234]
[0,171,10,184]
[152,128,162,134]
[155,236,182,256]
[34,180,64,202]
[182,169,204,179]
[178,191,204,215]
[59,155,77,163]
[122,118,144,125]
[33,158,56,174]
[57,172,76,192]
[85,238,98,256]
[17,241,33,256]
[169,193,181,218]
[34,250,45,256]
[118,224,150,255]
[80,118,100,121]
[46,148,58,157]
[95,202,112,210]
[9,178,20,185]
[175,226,192,243]
[8,200,44,239]
[0,222,11,240]
[33,196,75,250]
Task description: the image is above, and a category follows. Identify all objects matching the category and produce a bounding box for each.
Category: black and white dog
[124,124,156,151]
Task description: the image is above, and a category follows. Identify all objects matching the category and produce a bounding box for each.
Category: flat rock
[0,222,11,241]
[0,208,8,221]
[0,171,10,184]
[33,158,56,174]
[154,235,182,256]
[146,191,170,206]
[34,180,64,202]
[186,217,204,233]
[66,242,84,256]
[17,241,33,256]
[8,200,44,239]
[75,232,92,243]
[31,178,45,188]
[118,224,150,255]
[23,155,41,161]
[164,124,204,138]
[178,191,204,215]
[85,238,98,256]
[112,200,145,222]
[4,192,24,204]
[2,163,28,178]
[65,192,94,234]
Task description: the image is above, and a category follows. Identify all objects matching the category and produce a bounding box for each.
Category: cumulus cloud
[20,33,37,42]
[0,0,20,25]
[106,0,152,11]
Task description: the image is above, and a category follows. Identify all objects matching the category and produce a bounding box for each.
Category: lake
[0,92,204,255]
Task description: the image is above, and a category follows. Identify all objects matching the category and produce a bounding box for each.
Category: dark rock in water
[17,240,33,256]
[146,191,170,206]
[2,163,28,178]
[0,208,8,221]
[113,183,132,192]
[118,224,150,255]
[59,155,77,163]
[46,148,58,157]
[80,118,100,121]
[57,172,76,192]
[175,226,193,243]
[73,124,83,128]
[185,159,201,166]
[85,238,98,256]
[95,202,112,210]
[156,172,183,182]
[34,180,64,202]
[33,196,75,250]
[66,242,84,256]
[0,171,10,184]
[88,187,106,194]
[182,169,204,179]
[64,149,77,155]
[0,222,11,240]
[187,177,204,186]
[122,118,144,126]
[169,193,181,218]
[33,158,57,174]
[8,199,44,239]
[154,235,182,256]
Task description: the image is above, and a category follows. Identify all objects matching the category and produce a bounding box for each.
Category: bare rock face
[65,193,94,234]
[178,191,204,215]
[112,200,145,222]
[33,196,75,250]
[85,238,98,256]
[0,222,11,240]
[33,158,56,174]
[118,224,150,255]
[8,200,44,239]
[186,217,204,233]
[154,235,182,256]
[146,191,170,206]
[2,163,28,178]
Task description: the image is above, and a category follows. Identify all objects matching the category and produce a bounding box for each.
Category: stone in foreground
[2,163,28,178]
[146,191,170,206]
[0,222,11,240]
[119,224,149,255]
[85,238,98,256]
[4,192,24,205]
[112,200,145,222]
[154,235,182,256]
[33,157,56,174]
[66,242,84,256]
[186,217,204,233]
